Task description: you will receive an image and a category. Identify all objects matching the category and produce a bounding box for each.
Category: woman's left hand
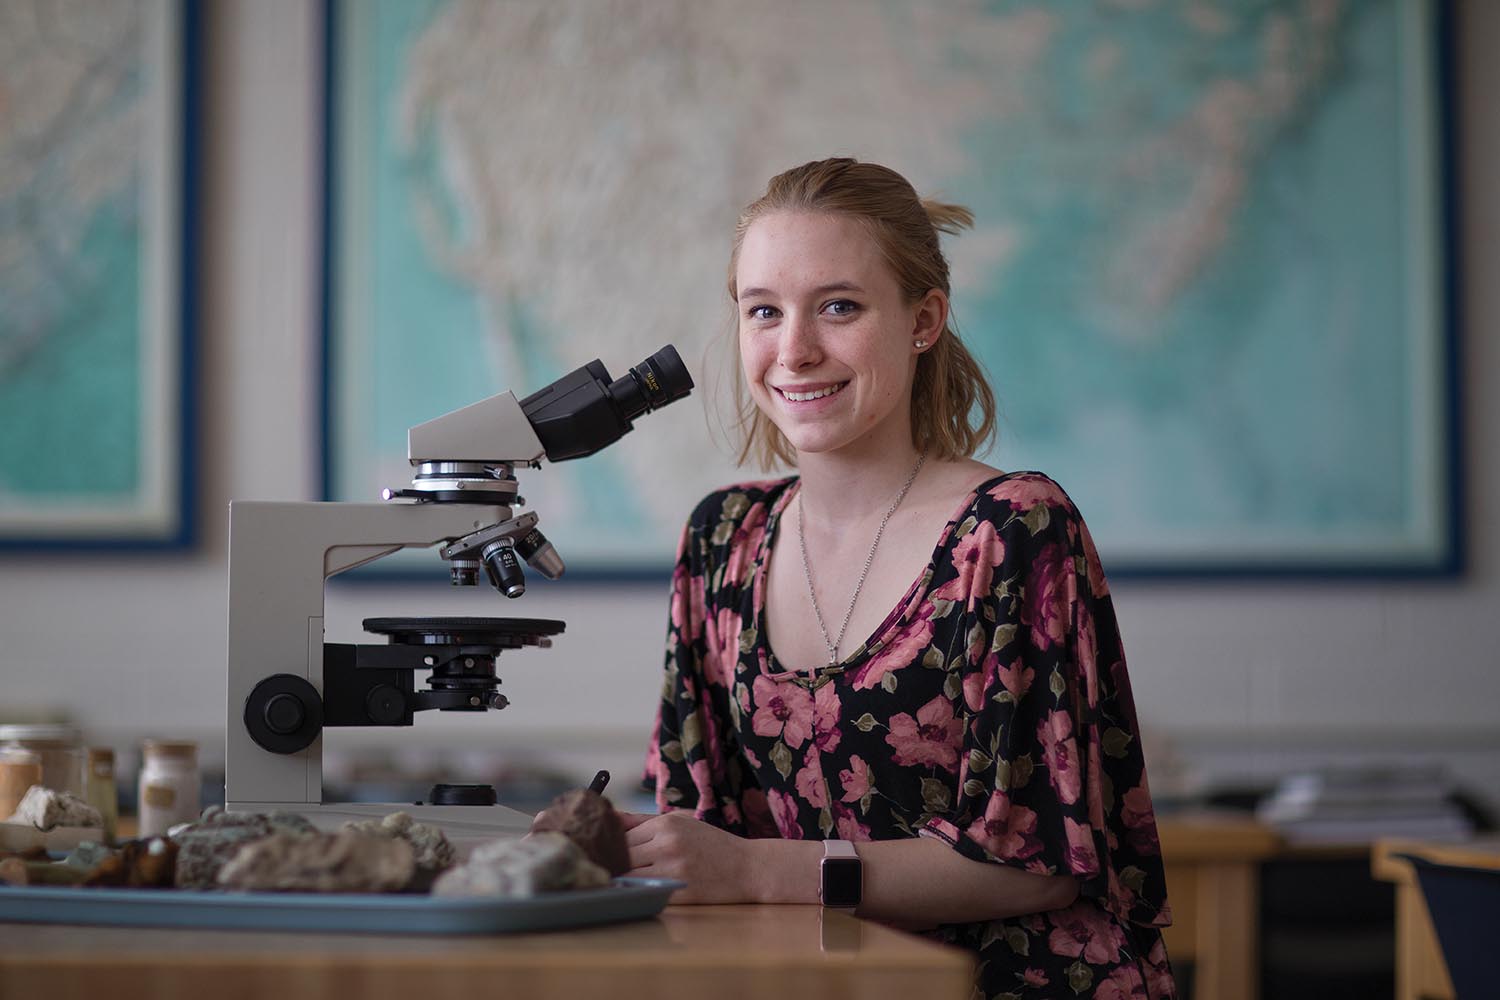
[621,810,756,904]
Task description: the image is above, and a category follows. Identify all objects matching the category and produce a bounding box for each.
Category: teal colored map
[0,0,181,542]
[331,0,1448,572]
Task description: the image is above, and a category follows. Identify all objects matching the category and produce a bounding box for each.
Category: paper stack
[1256,764,1474,845]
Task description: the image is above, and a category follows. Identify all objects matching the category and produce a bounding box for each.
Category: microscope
[225,346,692,843]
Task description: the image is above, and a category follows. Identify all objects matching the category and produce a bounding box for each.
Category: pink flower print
[1092,965,1146,1000]
[811,682,843,755]
[832,803,872,842]
[713,606,743,675]
[688,758,714,816]
[1020,541,1071,651]
[1064,816,1101,874]
[945,518,1005,612]
[741,744,762,770]
[885,695,964,772]
[963,670,985,713]
[1022,968,1050,988]
[1039,710,1082,804]
[997,656,1034,701]
[794,749,829,809]
[1076,601,1099,709]
[988,474,1066,514]
[724,501,768,587]
[1046,903,1126,964]
[848,614,933,691]
[751,674,814,749]
[839,755,872,803]
[669,562,705,645]
[964,794,1043,861]
[1079,519,1111,599]
[1121,785,1160,855]
[767,788,803,839]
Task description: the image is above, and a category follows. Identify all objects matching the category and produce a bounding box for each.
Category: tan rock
[216,831,415,893]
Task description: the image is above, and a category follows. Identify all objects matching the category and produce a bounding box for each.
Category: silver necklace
[796,453,927,669]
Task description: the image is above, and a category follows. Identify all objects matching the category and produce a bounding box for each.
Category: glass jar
[84,747,119,843]
[137,739,200,837]
[0,723,83,796]
[0,746,42,821]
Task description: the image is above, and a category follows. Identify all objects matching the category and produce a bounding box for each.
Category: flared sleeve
[642,487,781,838]
[920,474,1172,928]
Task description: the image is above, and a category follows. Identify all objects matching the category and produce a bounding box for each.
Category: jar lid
[0,723,80,745]
[142,739,198,759]
[87,746,115,763]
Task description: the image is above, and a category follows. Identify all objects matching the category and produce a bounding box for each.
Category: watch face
[820,857,862,908]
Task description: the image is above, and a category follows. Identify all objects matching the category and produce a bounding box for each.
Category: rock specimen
[83,837,178,888]
[431,832,609,898]
[530,788,631,876]
[7,787,103,830]
[216,831,415,893]
[342,812,456,873]
[174,808,318,890]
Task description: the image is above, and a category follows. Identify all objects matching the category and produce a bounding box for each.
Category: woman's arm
[623,811,1079,926]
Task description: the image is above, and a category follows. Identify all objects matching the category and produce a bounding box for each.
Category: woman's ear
[911,289,948,352]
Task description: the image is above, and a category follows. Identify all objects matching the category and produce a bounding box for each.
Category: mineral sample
[173,808,318,890]
[342,812,456,873]
[216,831,415,893]
[432,832,609,898]
[530,788,631,876]
[7,786,103,830]
[83,837,178,888]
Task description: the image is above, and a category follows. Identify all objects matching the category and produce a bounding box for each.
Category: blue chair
[1399,854,1500,1000]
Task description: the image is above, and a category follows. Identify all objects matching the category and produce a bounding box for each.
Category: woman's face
[735,211,939,460]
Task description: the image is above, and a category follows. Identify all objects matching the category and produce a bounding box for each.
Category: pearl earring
[914,340,927,349]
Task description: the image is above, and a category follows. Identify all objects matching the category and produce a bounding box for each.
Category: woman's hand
[620,810,758,904]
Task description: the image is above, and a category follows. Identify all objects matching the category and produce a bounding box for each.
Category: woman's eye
[824,299,859,317]
[747,305,778,321]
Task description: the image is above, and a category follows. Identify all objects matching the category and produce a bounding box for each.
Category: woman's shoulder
[685,475,798,532]
[972,470,1082,518]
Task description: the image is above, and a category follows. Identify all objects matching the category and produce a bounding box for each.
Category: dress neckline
[753,470,1022,681]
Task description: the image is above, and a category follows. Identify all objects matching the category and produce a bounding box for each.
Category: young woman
[630,158,1176,1000]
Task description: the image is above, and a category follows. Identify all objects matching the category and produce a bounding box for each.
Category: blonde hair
[726,157,996,470]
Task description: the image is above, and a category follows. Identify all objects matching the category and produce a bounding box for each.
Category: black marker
[587,769,610,795]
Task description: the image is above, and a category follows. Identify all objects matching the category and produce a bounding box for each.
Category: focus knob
[244,674,323,754]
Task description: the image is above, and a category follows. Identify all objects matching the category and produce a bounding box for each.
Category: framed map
[323,0,1458,579]
[0,0,199,550]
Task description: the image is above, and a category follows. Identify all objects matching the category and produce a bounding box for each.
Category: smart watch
[818,839,862,910]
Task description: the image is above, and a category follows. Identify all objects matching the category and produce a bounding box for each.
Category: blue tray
[0,878,682,934]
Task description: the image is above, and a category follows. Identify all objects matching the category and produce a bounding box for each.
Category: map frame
[0,0,202,552]
[317,0,1463,582]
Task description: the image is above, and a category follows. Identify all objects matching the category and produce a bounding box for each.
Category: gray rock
[431,832,609,898]
[216,830,415,893]
[7,787,103,830]
[341,812,456,872]
[173,809,318,890]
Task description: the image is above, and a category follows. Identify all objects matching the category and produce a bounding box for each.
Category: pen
[587,769,610,795]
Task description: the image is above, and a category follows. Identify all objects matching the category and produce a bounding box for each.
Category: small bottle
[0,723,84,796]
[0,747,43,821]
[137,740,200,837]
[84,747,119,843]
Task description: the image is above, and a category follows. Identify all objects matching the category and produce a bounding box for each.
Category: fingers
[617,810,656,830]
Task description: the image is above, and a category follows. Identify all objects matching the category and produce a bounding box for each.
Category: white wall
[1,0,1495,808]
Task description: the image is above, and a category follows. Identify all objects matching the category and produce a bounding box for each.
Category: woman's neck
[794,443,926,529]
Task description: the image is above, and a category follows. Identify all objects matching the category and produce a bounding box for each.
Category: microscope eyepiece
[520,344,694,462]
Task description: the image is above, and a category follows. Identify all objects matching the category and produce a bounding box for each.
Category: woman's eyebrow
[739,281,865,300]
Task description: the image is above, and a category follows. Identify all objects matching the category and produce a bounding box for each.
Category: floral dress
[644,471,1177,1000]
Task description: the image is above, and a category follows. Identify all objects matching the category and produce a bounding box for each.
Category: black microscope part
[520,344,694,462]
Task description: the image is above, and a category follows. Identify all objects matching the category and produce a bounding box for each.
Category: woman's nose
[777,313,820,370]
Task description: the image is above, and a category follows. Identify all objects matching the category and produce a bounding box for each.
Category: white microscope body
[224,348,691,844]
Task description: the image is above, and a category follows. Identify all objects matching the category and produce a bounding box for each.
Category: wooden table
[1372,836,1500,1000]
[1157,813,1284,1000]
[0,903,974,1000]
